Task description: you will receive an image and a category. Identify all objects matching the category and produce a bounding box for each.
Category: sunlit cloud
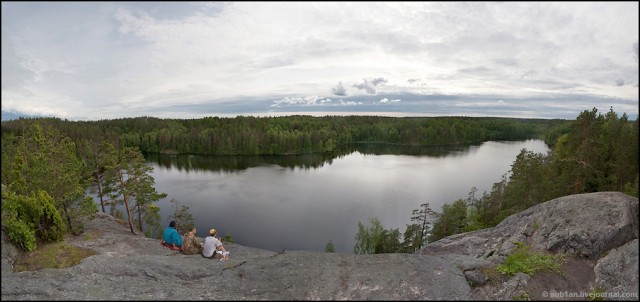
[379,98,401,104]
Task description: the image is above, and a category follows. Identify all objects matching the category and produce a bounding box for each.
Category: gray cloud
[521,70,538,79]
[1,2,637,120]
[332,81,347,96]
[371,77,387,86]
[353,77,388,94]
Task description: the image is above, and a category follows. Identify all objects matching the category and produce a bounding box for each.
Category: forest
[1,115,569,156]
[1,108,637,255]
[353,108,639,254]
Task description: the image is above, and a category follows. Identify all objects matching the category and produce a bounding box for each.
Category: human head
[169,221,176,228]
[209,228,217,237]
[191,227,197,234]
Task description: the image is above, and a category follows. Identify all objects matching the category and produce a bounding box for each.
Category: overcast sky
[2,2,638,120]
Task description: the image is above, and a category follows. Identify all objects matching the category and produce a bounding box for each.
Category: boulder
[472,272,530,300]
[422,192,639,260]
[594,239,639,300]
[1,231,19,274]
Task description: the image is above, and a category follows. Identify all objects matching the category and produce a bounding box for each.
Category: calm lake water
[146,139,549,254]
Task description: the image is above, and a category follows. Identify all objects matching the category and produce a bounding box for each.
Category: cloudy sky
[2,2,638,120]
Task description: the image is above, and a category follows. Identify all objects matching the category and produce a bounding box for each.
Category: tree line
[352,107,638,254]
[1,115,569,156]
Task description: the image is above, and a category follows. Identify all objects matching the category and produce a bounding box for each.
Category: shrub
[34,190,65,242]
[221,234,235,243]
[325,239,335,253]
[1,189,66,251]
[3,216,37,251]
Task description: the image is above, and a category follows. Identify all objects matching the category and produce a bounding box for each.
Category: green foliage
[1,115,567,156]
[103,146,167,235]
[496,242,565,276]
[77,140,118,213]
[170,199,195,235]
[2,123,87,233]
[1,189,65,251]
[428,199,468,242]
[404,202,436,252]
[2,214,37,252]
[587,287,605,301]
[353,217,402,254]
[354,218,383,254]
[427,107,639,238]
[325,239,335,253]
[513,291,531,301]
[140,203,162,239]
[68,196,99,235]
[34,190,66,242]
[623,175,639,197]
[221,234,235,243]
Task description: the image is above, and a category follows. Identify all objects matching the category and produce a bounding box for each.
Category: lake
[145,139,549,254]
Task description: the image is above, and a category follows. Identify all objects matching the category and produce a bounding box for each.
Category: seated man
[181,227,203,255]
[202,228,230,261]
[161,221,183,251]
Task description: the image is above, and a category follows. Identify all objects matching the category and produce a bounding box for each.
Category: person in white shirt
[202,228,230,261]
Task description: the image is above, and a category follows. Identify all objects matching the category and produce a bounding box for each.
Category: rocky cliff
[422,191,639,300]
[2,192,638,300]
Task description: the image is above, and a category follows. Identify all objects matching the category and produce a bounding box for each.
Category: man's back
[202,236,222,257]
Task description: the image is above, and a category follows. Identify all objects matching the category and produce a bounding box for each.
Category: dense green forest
[353,108,638,254]
[2,109,637,255]
[1,115,569,156]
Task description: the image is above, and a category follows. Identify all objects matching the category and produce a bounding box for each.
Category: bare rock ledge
[2,192,638,300]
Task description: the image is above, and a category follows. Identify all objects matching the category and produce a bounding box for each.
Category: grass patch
[496,242,565,277]
[588,287,605,301]
[13,241,97,272]
[533,222,541,231]
[480,264,507,285]
[513,290,531,301]
[80,230,103,241]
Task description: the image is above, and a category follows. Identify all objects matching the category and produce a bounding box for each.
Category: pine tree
[325,239,335,253]
[104,147,166,235]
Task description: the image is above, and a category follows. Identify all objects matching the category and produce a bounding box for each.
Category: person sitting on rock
[161,221,182,251]
[181,227,203,255]
[202,228,230,261]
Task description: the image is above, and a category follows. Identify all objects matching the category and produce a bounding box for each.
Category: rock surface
[1,213,472,300]
[594,239,639,300]
[421,192,639,261]
[1,231,19,274]
[420,192,639,300]
[2,192,638,300]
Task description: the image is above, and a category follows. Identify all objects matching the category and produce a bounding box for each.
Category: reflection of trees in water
[144,142,486,172]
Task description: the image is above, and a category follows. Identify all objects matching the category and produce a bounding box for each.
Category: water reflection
[145,142,484,172]
[146,140,549,254]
